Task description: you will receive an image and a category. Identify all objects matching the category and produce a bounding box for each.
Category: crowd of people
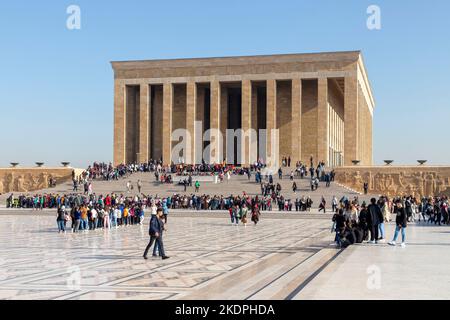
[331,195,450,249]
[4,160,450,245]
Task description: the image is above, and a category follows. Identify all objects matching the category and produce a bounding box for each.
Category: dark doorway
[227,87,242,165]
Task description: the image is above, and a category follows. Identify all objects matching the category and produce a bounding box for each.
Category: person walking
[137,180,142,194]
[318,196,326,213]
[367,198,383,244]
[292,181,297,193]
[388,200,408,247]
[143,208,169,260]
[332,196,338,212]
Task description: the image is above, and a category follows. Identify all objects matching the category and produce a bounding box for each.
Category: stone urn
[61,162,70,167]
[35,162,44,167]
[10,162,19,168]
[351,160,360,166]
[384,160,394,165]
[417,160,427,165]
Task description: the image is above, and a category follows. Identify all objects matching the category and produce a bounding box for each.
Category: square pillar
[291,78,302,164]
[186,81,196,164]
[317,78,329,166]
[114,80,126,166]
[220,86,228,163]
[138,83,149,163]
[266,79,277,166]
[241,79,252,166]
[210,80,221,163]
[344,76,358,166]
[162,82,173,164]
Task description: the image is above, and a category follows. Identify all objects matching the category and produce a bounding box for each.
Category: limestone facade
[112,51,375,166]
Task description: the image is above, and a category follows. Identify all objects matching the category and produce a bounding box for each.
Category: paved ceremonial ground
[294,223,450,300]
[0,210,448,300]
[0,210,338,300]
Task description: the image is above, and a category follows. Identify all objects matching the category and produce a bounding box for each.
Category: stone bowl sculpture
[35,162,44,167]
[10,162,19,168]
[384,160,394,165]
[61,162,70,167]
[351,160,360,165]
[417,160,427,165]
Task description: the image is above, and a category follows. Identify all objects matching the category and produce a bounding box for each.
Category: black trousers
[369,224,379,241]
[144,235,165,258]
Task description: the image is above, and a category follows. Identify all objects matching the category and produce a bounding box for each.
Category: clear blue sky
[0,0,449,168]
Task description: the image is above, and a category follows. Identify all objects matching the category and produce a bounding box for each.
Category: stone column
[344,76,358,166]
[266,79,277,166]
[317,78,329,165]
[220,86,228,162]
[138,83,149,163]
[162,82,173,165]
[114,80,126,166]
[291,78,302,164]
[186,81,196,164]
[210,80,221,163]
[241,79,252,166]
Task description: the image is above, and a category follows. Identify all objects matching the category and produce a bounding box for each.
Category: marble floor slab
[0,211,334,300]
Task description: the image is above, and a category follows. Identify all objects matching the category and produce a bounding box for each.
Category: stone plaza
[0,210,449,300]
[0,210,334,300]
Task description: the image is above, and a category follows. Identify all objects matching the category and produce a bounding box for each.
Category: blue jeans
[57,220,65,232]
[335,231,342,246]
[378,223,385,238]
[81,218,88,230]
[392,225,406,243]
[153,239,162,256]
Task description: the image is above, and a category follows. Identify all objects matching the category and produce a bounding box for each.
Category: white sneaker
[378,238,385,243]
[401,242,406,248]
[388,241,396,246]
[369,240,376,244]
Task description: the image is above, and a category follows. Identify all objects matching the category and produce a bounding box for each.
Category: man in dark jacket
[389,200,408,247]
[358,202,369,241]
[143,208,169,260]
[367,198,383,244]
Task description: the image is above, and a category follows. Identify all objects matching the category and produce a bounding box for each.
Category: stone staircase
[0,168,372,207]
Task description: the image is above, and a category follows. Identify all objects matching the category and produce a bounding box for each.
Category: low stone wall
[0,167,84,194]
[334,166,450,198]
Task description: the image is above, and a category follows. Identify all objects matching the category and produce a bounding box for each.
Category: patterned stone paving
[0,211,335,300]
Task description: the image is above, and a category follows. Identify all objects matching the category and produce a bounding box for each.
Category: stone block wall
[0,168,84,194]
[334,166,450,198]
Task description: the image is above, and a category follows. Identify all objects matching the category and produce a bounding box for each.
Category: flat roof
[111,51,362,69]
